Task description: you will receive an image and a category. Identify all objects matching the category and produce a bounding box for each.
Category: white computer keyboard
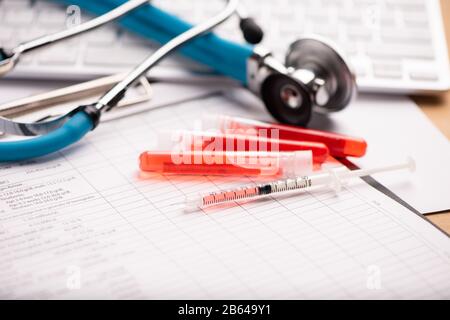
[0,0,449,94]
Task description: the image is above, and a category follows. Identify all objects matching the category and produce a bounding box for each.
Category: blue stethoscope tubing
[58,0,254,83]
[0,0,254,162]
[0,113,93,161]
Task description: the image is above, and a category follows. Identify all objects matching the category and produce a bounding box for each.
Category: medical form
[1,94,449,299]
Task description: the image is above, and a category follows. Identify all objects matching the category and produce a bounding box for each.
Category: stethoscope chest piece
[285,37,356,114]
[261,73,313,126]
[249,36,356,126]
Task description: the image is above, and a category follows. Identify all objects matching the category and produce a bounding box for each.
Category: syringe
[184,157,415,212]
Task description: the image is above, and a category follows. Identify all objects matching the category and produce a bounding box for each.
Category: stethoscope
[0,0,355,162]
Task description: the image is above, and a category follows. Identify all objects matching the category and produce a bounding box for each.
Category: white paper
[1,93,449,299]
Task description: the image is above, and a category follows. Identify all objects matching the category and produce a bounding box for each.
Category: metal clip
[0,73,152,118]
[0,74,152,136]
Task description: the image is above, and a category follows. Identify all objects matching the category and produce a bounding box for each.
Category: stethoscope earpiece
[239,18,264,44]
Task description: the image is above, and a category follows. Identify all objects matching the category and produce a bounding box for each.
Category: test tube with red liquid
[159,130,329,164]
[139,150,313,177]
[203,115,367,158]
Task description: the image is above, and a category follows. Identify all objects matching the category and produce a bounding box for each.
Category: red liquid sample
[221,116,367,158]
[139,151,310,177]
[183,132,329,164]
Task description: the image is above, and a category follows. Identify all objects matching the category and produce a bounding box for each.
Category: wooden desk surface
[413,0,450,233]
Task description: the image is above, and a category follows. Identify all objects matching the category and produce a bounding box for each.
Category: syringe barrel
[309,172,333,187]
[189,175,318,211]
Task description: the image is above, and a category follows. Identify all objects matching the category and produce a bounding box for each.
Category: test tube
[203,115,367,158]
[158,130,329,164]
[139,150,313,177]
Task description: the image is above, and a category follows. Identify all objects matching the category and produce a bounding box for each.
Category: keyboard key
[38,46,78,65]
[272,9,296,22]
[85,27,118,46]
[337,41,358,55]
[403,18,429,29]
[373,60,403,79]
[349,55,370,77]
[366,44,434,60]
[1,0,30,10]
[37,6,67,27]
[278,24,306,40]
[3,9,34,25]
[305,9,329,22]
[347,27,373,41]
[84,47,149,67]
[380,27,431,44]
[385,0,426,12]
[2,28,34,48]
[409,71,439,82]
[338,11,362,24]
[407,61,440,81]
[311,25,339,39]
